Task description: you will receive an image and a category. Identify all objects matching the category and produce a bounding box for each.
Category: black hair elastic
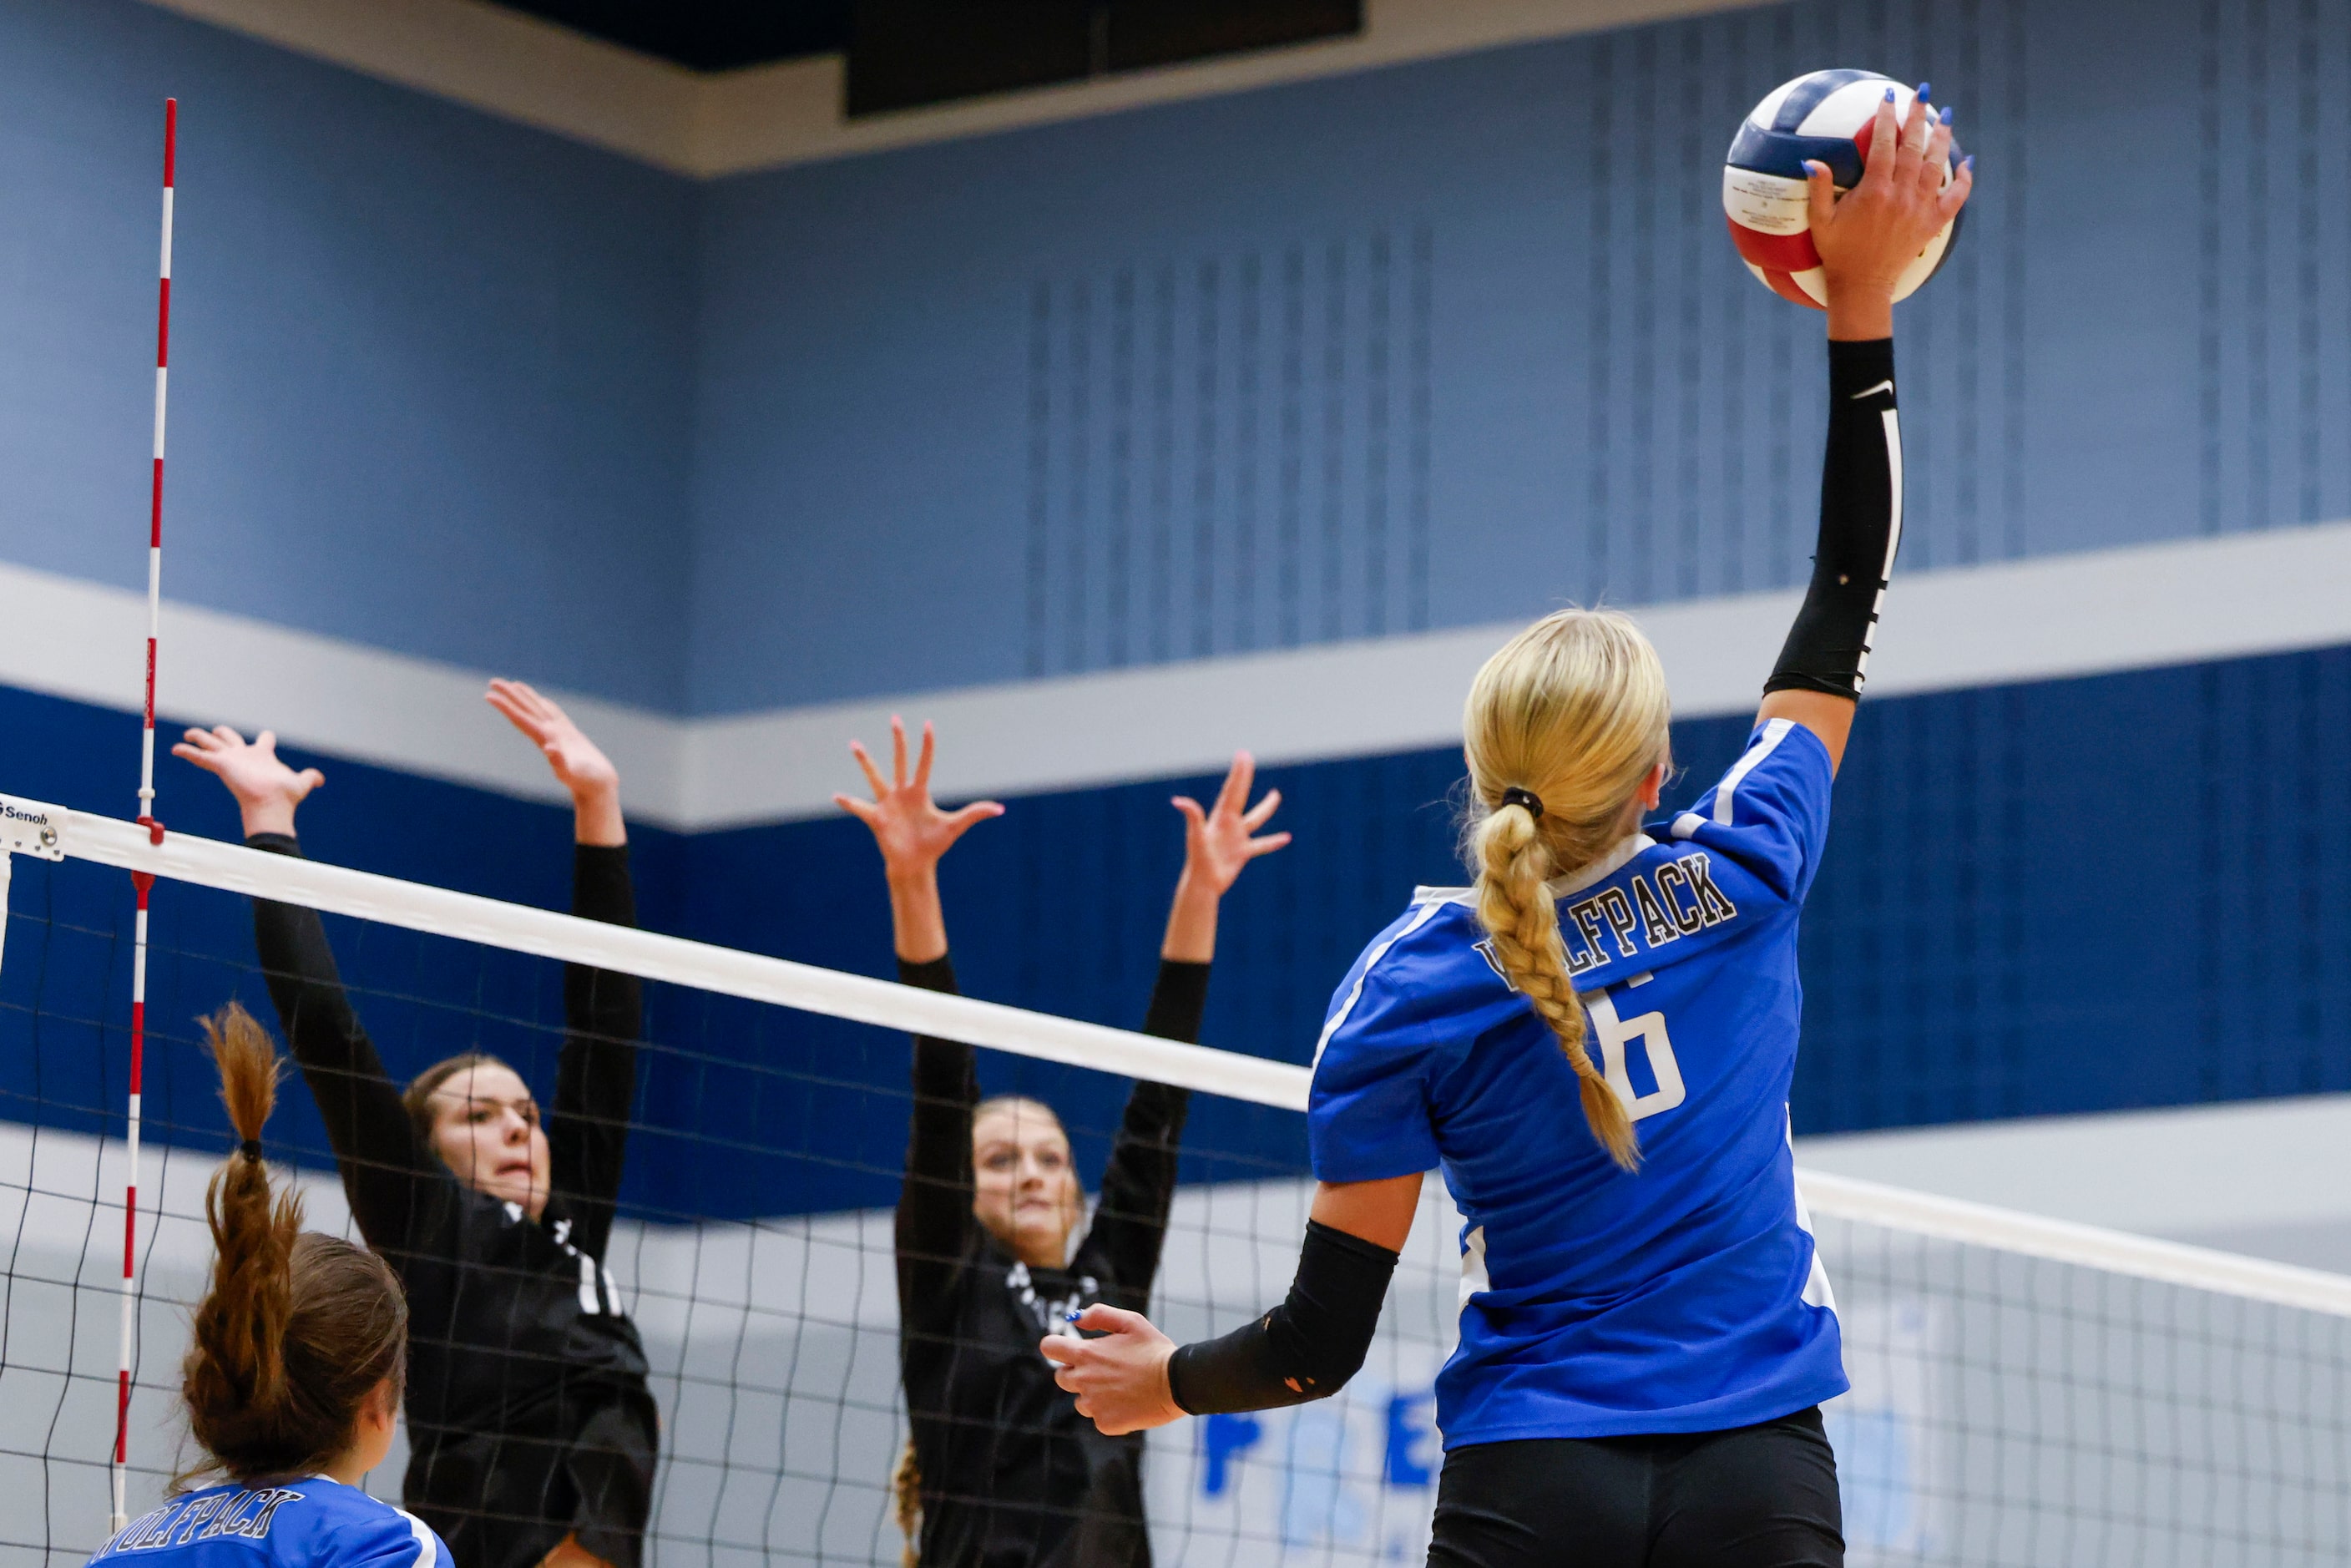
[240,1140,263,1162]
[1499,787,1546,821]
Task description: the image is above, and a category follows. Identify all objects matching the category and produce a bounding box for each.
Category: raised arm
[1757,88,1974,774]
[835,719,1004,1314]
[1083,752,1290,1303]
[485,680,643,1256]
[173,726,448,1253]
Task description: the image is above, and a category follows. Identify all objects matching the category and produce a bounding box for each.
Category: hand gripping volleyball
[1723,70,1964,308]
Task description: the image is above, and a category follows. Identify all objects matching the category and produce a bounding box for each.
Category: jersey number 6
[1585,991,1687,1123]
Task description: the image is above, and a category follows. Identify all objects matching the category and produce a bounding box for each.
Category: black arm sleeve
[895,955,978,1328]
[1165,1220,1400,1414]
[1078,959,1207,1305]
[246,834,449,1253]
[1765,336,1903,699]
[546,842,642,1258]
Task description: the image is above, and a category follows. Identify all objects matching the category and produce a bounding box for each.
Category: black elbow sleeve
[1165,1221,1400,1415]
[1766,336,1902,701]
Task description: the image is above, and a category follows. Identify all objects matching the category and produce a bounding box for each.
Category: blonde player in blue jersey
[89,1004,446,1568]
[1043,89,1972,1566]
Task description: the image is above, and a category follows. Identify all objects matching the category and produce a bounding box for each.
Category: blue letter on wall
[1385,1391,1435,1487]
[1201,1412,1262,1498]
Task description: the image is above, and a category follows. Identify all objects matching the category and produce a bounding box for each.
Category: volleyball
[1723,69,1964,309]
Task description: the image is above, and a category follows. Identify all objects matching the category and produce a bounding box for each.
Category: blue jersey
[91,1477,446,1568]
[1309,718,1847,1444]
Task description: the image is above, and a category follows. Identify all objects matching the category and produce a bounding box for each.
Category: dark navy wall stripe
[11,639,2351,1220]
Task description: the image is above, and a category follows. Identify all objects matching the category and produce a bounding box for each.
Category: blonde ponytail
[1463,609,1672,1171]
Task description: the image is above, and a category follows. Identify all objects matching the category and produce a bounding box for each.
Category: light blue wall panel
[0,0,697,709]
[688,0,2351,714]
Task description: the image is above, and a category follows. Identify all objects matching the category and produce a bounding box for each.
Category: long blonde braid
[1464,609,1672,1171]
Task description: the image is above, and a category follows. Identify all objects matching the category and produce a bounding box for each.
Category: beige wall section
[139,0,707,169]
[139,0,1774,178]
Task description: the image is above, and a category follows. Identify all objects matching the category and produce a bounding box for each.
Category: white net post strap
[0,793,1313,1111]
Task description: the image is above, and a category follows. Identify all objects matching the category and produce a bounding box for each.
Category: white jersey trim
[1459,1223,1490,1309]
[1545,832,1656,897]
[1786,1110,1837,1313]
[1672,716,1798,842]
[1312,897,1454,1070]
[398,1509,439,1568]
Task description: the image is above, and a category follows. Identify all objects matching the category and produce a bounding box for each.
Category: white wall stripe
[138,0,1777,179]
[8,518,2351,832]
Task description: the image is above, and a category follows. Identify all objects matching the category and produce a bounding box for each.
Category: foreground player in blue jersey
[91,1004,447,1568]
[1044,89,1973,1566]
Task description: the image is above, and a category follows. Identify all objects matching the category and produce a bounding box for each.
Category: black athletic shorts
[1427,1406,1843,1568]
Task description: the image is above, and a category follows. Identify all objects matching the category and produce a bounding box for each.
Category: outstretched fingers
[1802,159,1837,231]
[1939,157,1975,222]
[1860,89,1902,184]
[913,720,938,793]
[1914,115,1955,201]
[847,739,889,799]
[1241,787,1282,832]
[942,800,1005,842]
[1215,751,1256,818]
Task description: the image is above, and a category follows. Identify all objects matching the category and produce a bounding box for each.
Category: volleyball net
[1,795,2347,1568]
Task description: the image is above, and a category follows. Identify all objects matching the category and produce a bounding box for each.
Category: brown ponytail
[178,1003,407,1487]
[1462,609,1672,1171]
[892,1439,922,1567]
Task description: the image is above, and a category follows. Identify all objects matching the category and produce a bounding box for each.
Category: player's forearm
[572,781,625,847]
[1159,867,1220,964]
[1765,336,1901,702]
[887,865,949,964]
[1165,1221,1398,1414]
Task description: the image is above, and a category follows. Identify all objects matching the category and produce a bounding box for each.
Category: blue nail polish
[1939,105,1954,124]
[1883,87,1896,102]
[1065,1311,1081,1322]
[1916,81,1930,99]
[1962,154,1975,171]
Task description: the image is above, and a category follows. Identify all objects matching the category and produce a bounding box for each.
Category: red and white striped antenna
[113,95,174,1535]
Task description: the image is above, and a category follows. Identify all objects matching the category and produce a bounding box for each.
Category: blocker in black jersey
[896,953,1206,1568]
[248,835,655,1568]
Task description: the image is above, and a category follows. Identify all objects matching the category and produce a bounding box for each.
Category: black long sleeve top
[896,953,1206,1568]
[247,834,655,1568]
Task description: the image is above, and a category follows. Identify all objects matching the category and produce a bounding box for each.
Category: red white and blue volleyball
[1723,69,1964,309]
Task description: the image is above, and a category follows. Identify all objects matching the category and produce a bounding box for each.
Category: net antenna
[114,96,176,1535]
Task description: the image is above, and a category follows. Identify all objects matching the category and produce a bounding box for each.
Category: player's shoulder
[1315,888,1518,1066]
[1669,716,1833,836]
[1362,886,1498,992]
[292,1483,444,1568]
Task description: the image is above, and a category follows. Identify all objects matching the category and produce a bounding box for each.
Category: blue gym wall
[688,0,2351,712]
[4,0,2351,1223]
[0,0,698,711]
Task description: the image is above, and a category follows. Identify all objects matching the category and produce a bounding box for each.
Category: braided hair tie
[1499,787,1546,821]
